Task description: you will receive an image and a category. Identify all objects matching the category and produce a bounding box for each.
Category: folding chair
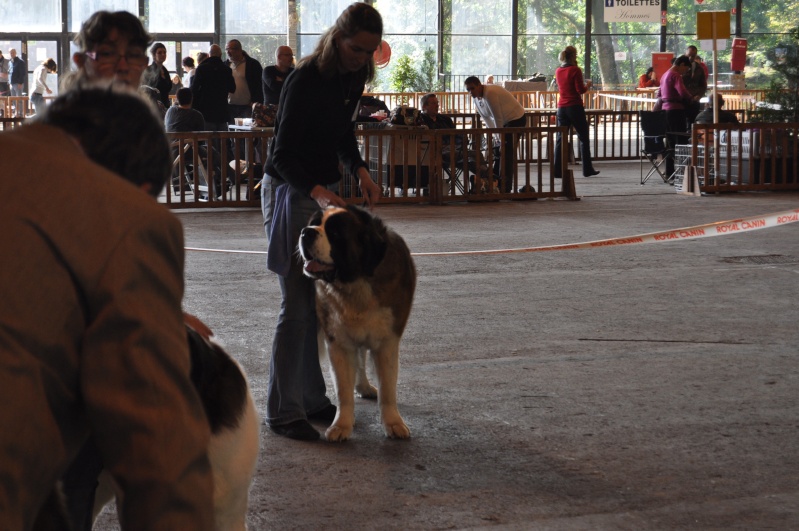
[639,110,673,185]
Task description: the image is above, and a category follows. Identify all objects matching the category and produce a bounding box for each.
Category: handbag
[252,103,278,127]
[389,105,423,126]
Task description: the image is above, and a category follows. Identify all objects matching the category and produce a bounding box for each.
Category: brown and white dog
[299,206,416,442]
[93,324,261,530]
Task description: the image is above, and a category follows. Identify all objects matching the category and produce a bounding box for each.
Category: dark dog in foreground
[300,206,416,442]
[92,325,260,530]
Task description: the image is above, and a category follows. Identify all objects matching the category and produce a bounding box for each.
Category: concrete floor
[97,161,799,530]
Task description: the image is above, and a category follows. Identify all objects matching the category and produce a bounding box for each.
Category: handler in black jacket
[260,2,383,441]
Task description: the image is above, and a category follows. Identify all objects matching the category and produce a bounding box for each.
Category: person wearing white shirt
[464,76,527,192]
[32,58,57,115]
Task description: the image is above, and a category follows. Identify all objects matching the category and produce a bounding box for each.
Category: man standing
[464,75,526,193]
[262,45,294,105]
[192,44,236,131]
[683,45,707,125]
[8,48,26,99]
[225,39,263,120]
[0,50,9,96]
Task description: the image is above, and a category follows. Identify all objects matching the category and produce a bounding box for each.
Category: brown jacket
[0,124,214,530]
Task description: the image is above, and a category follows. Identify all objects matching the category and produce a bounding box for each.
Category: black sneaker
[308,404,337,424]
[269,419,320,441]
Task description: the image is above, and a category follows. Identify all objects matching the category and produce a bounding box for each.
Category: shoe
[269,419,320,441]
[308,404,337,424]
[584,170,600,177]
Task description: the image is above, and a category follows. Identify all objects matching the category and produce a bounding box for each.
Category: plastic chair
[639,110,672,185]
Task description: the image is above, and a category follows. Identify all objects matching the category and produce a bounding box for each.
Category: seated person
[165,87,205,132]
[695,94,740,125]
[638,67,658,89]
[166,87,226,196]
[420,93,487,190]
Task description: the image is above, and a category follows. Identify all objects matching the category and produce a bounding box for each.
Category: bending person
[0,85,214,530]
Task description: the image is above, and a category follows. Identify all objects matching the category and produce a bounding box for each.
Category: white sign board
[604,0,661,23]
[700,39,727,51]
[614,52,628,60]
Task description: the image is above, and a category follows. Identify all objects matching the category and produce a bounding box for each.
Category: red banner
[652,52,674,82]
[731,38,748,72]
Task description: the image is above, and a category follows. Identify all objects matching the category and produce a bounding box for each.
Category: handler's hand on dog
[311,185,346,209]
[357,167,381,209]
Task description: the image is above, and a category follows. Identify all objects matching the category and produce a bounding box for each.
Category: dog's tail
[186,326,249,434]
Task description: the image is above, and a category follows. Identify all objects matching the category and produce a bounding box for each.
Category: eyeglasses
[85,50,148,66]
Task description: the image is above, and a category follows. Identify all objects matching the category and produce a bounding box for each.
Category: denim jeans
[31,92,46,116]
[261,175,332,426]
[554,105,596,177]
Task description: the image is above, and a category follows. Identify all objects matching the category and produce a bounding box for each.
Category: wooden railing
[365,89,768,115]
[0,96,30,117]
[162,124,577,207]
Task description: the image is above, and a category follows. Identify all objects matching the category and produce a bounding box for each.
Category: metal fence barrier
[680,123,799,194]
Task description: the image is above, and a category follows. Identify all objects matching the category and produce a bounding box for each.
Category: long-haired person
[261,2,383,441]
[553,46,599,178]
[144,42,173,108]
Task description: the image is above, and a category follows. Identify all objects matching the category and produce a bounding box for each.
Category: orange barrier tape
[185,208,799,257]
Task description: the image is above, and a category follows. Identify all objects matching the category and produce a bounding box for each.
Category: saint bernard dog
[92,323,261,530]
[299,205,416,442]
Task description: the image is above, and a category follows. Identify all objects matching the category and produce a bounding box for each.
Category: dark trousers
[492,115,526,192]
[686,100,701,126]
[554,105,595,177]
[665,109,688,178]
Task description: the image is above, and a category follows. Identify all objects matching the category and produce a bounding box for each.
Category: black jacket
[191,56,236,123]
[9,57,26,85]
[143,63,173,108]
[265,62,366,197]
[225,53,263,106]
[262,65,294,105]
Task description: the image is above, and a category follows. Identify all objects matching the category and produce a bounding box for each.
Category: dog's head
[299,205,388,283]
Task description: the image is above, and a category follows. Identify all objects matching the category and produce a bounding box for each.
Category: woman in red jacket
[553,46,599,178]
[638,67,658,88]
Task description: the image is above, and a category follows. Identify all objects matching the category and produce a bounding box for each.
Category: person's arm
[248,58,264,104]
[261,67,275,104]
[39,67,52,94]
[81,211,213,530]
[270,68,328,198]
[675,75,694,103]
[573,67,590,94]
[162,66,174,95]
[225,66,236,95]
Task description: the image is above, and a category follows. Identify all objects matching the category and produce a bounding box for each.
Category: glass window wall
[69,1,138,32]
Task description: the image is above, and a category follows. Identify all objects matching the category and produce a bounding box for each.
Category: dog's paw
[325,423,353,442]
[383,420,411,440]
[355,383,378,399]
